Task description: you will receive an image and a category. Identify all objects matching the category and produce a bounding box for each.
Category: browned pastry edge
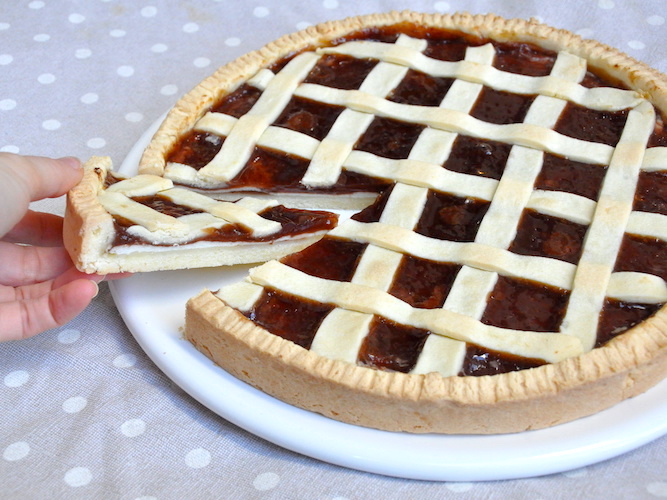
[139,10,667,176]
[186,290,667,434]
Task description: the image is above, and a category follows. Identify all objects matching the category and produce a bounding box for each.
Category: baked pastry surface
[103,10,667,433]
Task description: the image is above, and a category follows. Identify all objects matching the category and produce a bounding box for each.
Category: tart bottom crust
[186,290,667,434]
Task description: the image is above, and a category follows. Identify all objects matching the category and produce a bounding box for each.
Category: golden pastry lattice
[173,34,667,375]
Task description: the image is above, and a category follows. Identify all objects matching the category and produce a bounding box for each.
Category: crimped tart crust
[155,10,667,433]
[64,156,336,274]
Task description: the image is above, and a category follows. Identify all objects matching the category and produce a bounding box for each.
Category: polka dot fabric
[1,1,666,498]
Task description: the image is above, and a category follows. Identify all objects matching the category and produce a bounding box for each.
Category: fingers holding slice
[2,210,65,246]
[0,278,98,341]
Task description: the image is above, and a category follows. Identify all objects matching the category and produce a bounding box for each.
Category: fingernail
[89,280,99,298]
[60,156,82,169]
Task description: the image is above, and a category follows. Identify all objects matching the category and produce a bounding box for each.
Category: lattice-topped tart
[73,11,667,433]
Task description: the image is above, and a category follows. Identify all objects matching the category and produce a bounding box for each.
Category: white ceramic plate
[109,115,667,482]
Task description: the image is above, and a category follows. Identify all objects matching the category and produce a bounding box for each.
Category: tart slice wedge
[64,156,337,274]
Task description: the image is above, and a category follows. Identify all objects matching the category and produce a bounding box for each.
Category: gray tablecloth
[2,1,667,498]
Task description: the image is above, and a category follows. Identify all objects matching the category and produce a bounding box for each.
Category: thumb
[0,154,83,237]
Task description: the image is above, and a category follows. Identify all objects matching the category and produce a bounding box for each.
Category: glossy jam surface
[205,23,667,375]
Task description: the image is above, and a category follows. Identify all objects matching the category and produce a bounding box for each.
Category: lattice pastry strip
[561,100,657,349]
[98,175,282,244]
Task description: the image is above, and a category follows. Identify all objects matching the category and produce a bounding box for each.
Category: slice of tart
[169,11,667,434]
[63,156,337,274]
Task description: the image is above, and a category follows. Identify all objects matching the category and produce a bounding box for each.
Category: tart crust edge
[138,9,667,177]
[185,289,667,434]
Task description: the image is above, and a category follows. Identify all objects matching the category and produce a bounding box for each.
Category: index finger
[0,154,83,237]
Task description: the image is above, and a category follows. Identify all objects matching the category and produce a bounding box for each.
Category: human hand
[0,153,107,340]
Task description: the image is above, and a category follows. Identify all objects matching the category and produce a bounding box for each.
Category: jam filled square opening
[272,96,344,140]
[469,87,535,125]
[535,153,607,201]
[388,69,454,106]
[509,209,588,265]
[554,102,629,146]
[303,54,378,90]
[443,135,512,180]
[357,316,429,373]
[481,275,570,333]
[415,190,490,242]
[614,233,667,282]
[388,255,461,309]
[280,236,366,282]
[633,170,667,215]
[245,289,333,350]
[354,116,425,160]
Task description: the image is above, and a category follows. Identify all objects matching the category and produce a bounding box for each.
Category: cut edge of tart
[64,156,337,274]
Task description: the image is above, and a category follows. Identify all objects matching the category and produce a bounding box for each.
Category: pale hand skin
[0,153,110,340]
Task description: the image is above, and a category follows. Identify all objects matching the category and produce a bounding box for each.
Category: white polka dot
[183,22,199,33]
[87,138,106,149]
[0,23,9,30]
[4,370,29,387]
[193,57,210,68]
[110,29,126,38]
[125,112,144,123]
[598,0,614,8]
[62,396,88,413]
[3,441,30,461]
[224,37,241,47]
[37,73,55,84]
[322,0,338,9]
[648,482,667,497]
[64,467,92,487]
[628,40,646,50]
[185,448,211,469]
[117,65,134,77]
[563,467,588,478]
[0,54,13,65]
[141,6,158,18]
[113,353,137,368]
[80,93,98,105]
[58,328,81,344]
[576,28,595,38]
[28,1,45,9]
[253,472,280,491]
[75,48,92,59]
[253,6,270,17]
[433,1,451,11]
[160,84,178,96]
[68,13,85,24]
[150,43,168,53]
[34,33,50,42]
[647,15,665,26]
[0,99,16,111]
[1,145,19,153]
[120,419,146,438]
[135,497,158,500]
[296,22,312,31]
[42,119,61,131]
[446,482,474,492]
